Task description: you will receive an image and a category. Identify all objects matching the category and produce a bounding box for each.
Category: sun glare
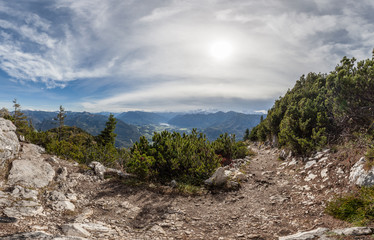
[209,40,233,61]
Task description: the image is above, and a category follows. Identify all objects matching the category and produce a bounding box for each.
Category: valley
[23,110,265,147]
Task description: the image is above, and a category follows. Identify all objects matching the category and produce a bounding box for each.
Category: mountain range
[23,110,265,147]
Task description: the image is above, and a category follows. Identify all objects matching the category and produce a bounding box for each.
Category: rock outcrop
[280,227,373,240]
[0,118,19,168]
[349,157,374,186]
[8,157,55,188]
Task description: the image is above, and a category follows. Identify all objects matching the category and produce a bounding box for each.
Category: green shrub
[326,187,374,225]
[128,129,221,185]
[250,55,374,155]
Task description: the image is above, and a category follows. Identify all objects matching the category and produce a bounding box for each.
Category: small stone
[321,168,328,178]
[62,223,91,237]
[304,173,317,182]
[279,227,329,240]
[52,200,75,211]
[170,180,177,188]
[305,160,316,169]
[332,227,372,236]
[150,225,166,235]
[49,191,67,201]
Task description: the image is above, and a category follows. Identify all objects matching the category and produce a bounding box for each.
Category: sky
[0,0,373,113]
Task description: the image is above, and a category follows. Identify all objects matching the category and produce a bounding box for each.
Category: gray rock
[349,157,374,186]
[0,118,20,165]
[232,171,246,182]
[279,227,329,240]
[80,222,113,233]
[304,173,317,182]
[0,231,53,240]
[45,156,59,164]
[0,231,89,240]
[4,200,43,218]
[61,223,91,238]
[11,185,39,201]
[56,167,68,182]
[49,191,67,201]
[88,161,106,180]
[320,169,328,179]
[8,159,55,188]
[170,180,177,188]
[331,227,372,236]
[279,149,288,160]
[19,143,45,161]
[305,160,316,169]
[288,158,297,166]
[52,200,75,211]
[204,167,230,186]
[75,209,94,223]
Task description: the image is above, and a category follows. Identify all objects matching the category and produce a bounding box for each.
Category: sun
[209,40,233,61]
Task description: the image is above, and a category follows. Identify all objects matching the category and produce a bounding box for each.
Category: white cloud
[1,0,374,112]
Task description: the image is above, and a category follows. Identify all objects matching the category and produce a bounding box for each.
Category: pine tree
[97,114,117,147]
[54,105,66,141]
[243,128,250,141]
[12,99,28,130]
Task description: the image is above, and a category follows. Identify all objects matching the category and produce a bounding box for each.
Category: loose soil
[0,144,367,239]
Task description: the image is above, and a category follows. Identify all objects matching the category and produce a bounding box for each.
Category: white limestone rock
[305,160,316,169]
[8,159,55,188]
[4,200,43,218]
[204,167,230,186]
[61,223,91,238]
[304,173,317,182]
[52,200,75,211]
[332,227,372,236]
[0,118,20,165]
[349,157,374,186]
[279,227,329,240]
[11,185,39,201]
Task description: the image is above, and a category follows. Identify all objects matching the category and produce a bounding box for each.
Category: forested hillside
[24,111,141,148]
[250,55,374,154]
[169,111,264,140]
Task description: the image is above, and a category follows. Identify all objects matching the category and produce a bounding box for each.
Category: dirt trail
[78,145,349,239]
[1,144,353,239]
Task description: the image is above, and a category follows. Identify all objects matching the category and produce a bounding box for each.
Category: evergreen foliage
[326,186,374,225]
[12,99,29,136]
[54,105,66,141]
[127,130,248,185]
[96,114,117,147]
[249,55,374,154]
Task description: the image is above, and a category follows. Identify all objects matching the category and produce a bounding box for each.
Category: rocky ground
[1,117,374,239]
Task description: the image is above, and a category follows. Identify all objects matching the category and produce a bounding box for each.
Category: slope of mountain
[116,111,171,125]
[24,111,141,148]
[168,111,265,140]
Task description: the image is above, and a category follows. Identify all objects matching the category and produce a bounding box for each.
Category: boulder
[0,231,54,240]
[8,159,55,188]
[49,191,67,201]
[204,167,230,186]
[331,227,372,236]
[52,200,75,211]
[3,200,43,218]
[56,167,68,182]
[0,231,89,240]
[19,143,45,160]
[0,118,20,166]
[11,185,39,201]
[349,157,374,186]
[279,227,329,240]
[61,224,91,238]
[88,161,106,180]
